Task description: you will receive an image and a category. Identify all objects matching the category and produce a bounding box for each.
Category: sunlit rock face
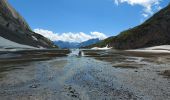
[0,0,57,48]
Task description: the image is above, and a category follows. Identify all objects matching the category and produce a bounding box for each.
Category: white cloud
[115,0,119,5]
[34,28,107,43]
[114,0,162,17]
[142,13,149,18]
[156,5,162,10]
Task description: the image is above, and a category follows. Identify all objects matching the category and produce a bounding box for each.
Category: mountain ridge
[54,38,100,49]
[87,4,170,49]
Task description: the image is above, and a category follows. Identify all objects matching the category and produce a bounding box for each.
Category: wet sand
[0,49,70,63]
[0,49,170,100]
[83,49,170,100]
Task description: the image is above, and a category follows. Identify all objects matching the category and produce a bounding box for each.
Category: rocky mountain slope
[88,4,170,50]
[0,0,57,48]
[79,38,100,48]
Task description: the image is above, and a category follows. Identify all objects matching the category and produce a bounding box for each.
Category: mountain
[79,38,100,48]
[54,38,100,49]
[0,0,57,48]
[88,4,170,50]
[54,41,79,49]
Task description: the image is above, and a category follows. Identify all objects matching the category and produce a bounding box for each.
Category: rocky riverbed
[0,49,169,100]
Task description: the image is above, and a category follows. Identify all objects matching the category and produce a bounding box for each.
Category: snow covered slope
[0,37,36,51]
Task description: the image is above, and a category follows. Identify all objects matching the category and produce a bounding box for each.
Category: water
[0,49,169,100]
[68,49,84,57]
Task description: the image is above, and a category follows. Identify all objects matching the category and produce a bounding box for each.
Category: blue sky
[8,0,169,42]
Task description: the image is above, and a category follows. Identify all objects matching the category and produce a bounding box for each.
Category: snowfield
[91,45,170,53]
[127,45,170,53]
[91,45,112,50]
[0,36,36,51]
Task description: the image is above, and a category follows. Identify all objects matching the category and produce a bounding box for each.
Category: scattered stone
[71,94,78,98]
[29,84,39,88]
[160,70,170,78]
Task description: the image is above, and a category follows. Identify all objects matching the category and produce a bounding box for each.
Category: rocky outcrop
[0,0,57,48]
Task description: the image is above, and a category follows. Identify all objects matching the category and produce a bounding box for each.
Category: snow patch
[144,45,170,50]
[91,45,112,50]
[32,36,38,41]
[127,45,170,53]
[0,36,36,51]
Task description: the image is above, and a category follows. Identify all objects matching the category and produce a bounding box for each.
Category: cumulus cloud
[34,28,107,43]
[114,0,162,17]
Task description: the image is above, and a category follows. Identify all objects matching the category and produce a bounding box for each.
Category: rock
[29,84,39,88]
[0,0,57,48]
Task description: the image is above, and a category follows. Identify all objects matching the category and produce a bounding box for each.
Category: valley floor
[0,49,169,100]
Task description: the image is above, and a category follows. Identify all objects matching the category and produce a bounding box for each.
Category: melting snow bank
[0,37,37,51]
[91,45,112,50]
[126,45,170,53]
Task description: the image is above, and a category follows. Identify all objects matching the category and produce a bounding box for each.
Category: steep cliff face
[0,0,57,48]
[89,4,170,50]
